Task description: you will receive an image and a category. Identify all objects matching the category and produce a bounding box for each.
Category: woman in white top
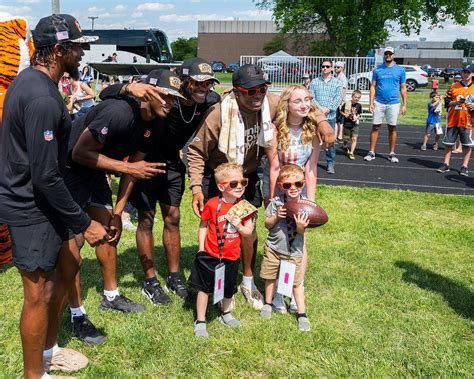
[264,85,321,203]
[70,78,95,119]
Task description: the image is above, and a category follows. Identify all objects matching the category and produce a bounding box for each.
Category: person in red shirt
[188,163,255,338]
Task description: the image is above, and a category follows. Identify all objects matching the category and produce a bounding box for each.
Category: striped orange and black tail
[0,224,12,265]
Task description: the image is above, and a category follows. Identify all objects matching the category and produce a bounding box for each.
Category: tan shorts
[260,244,303,286]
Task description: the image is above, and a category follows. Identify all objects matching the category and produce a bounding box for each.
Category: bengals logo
[169,76,181,90]
[198,63,212,74]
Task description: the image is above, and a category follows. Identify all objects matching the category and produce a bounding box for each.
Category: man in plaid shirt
[309,60,343,174]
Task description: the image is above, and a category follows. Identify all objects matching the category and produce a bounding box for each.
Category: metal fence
[240,55,381,92]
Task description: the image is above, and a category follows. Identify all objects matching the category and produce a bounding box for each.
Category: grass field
[0,184,472,377]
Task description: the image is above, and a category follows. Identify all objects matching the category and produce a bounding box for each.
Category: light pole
[88,16,98,32]
[52,0,60,14]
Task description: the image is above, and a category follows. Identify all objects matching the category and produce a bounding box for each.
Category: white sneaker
[240,285,264,310]
[364,151,375,161]
[122,219,137,231]
[388,154,399,163]
[272,293,287,314]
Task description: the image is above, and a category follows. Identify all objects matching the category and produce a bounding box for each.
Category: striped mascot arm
[0,16,34,266]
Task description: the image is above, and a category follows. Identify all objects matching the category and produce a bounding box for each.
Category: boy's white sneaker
[194,321,208,338]
[272,293,287,314]
[260,304,272,319]
[298,316,311,332]
[219,313,241,328]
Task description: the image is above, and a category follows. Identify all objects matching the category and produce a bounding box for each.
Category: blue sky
[0,0,472,42]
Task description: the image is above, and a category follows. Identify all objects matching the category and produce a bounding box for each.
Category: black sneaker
[459,166,469,177]
[166,274,189,299]
[99,294,145,312]
[71,315,107,345]
[436,163,450,173]
[142,281,172,305]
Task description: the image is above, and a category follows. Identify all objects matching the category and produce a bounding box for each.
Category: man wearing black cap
[0,14,109,378]
[187,64,335,310]
[63,69,183,344]
[101,57,221,305]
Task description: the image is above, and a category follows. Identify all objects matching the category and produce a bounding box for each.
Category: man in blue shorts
[365,47,407,163]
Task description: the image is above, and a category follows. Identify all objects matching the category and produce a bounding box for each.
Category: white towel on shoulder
[219,92,273,165]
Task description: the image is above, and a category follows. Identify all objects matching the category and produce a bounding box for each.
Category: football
[284,198,328,228]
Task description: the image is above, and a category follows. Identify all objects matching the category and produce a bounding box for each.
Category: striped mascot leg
[0,17,34,266]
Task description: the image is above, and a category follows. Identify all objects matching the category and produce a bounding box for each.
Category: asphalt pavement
[317,124,473,196]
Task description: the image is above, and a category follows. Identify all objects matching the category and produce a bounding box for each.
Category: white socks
[70,305,87,322]
[41,373,51,379]
[43,344,59,358]
[104,288,120,301]
[242,276,255,291]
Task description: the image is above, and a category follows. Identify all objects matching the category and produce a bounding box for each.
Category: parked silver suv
[348,65,429,92]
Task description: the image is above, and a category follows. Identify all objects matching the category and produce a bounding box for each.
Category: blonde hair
[214,163,243,183]
[277,164,304,182]
[274,85,319,152]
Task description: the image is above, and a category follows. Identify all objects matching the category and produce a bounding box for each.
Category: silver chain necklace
[177,98,198,124]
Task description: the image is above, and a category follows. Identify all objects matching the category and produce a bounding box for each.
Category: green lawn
[0,185,472,377]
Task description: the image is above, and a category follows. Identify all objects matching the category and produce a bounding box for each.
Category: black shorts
[129,163,185,210]
[8,220,69,272]
[336,107,344,123]
[64,168,113,210]
[188,251,240,298]
[202,166,263,208]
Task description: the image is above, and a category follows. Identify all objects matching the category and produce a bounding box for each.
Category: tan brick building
[197,20,322,65]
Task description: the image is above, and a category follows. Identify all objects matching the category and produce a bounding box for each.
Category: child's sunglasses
[218,178,249,189]
[278,180,305,190]
[235,86,268,96]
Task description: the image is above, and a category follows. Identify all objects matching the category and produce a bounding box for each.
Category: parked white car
[348,65,429,92]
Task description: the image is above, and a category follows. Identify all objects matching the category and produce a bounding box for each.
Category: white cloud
[0,5,32,14]
[18,0,42,3]
[159,13,233,22]
[136,3,175,12]
[234,9,272,18]
[87,6,104,14]
[96,13,120,20]
[113,5,128,12]
[131,12,143,18]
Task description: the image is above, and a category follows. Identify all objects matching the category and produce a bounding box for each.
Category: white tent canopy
[257,50,302,64]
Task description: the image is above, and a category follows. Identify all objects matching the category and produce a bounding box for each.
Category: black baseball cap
[143,69,186,99]
[180,57,220,83]
[33,14,98,48]
[232,64,271,89]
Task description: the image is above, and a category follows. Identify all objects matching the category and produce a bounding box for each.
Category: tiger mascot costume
[0,17,34,266]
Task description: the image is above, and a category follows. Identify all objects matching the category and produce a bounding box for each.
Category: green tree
[263,34,287,55]
[453,38,474,57]
[171,37,197,61]
[255,0,471,56]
